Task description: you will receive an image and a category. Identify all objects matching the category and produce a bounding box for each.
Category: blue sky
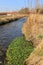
[0,0,43,12]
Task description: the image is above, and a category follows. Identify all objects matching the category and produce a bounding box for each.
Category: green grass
[6,36,34,65]
[38,35,43,40]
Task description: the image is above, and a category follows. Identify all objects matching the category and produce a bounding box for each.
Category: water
[0,17,26,48]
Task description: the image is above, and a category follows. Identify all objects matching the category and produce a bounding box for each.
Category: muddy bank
[0,46,7,65]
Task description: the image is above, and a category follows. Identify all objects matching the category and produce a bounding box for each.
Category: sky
[0,0,43,12]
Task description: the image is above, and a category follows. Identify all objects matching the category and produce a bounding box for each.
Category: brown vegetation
[0,13,26,25]
[25,40,43,65]
[19,8,29,14]
[22,14,43,47]
[36,8,43,14]
[22,13,43,65]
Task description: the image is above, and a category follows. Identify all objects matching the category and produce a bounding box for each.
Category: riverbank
[22,14,43,65]
[22,14,43,47]
[6,36,34,65]
[0,14,27,25]
[0,17,27,65]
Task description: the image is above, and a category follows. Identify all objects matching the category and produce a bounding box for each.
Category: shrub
[6,36,34,65]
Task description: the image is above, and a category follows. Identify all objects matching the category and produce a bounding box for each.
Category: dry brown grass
[0,13,27,24]
[22,14,43,47]
[25,40,43,65]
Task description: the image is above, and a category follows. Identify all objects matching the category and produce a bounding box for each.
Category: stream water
[0,17,26,48]
[0,17,26,65]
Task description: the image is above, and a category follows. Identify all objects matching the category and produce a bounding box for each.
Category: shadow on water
[0,17,27,65]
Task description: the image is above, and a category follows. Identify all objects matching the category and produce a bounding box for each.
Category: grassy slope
[25,40,43,65]
[6,36,34,65]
